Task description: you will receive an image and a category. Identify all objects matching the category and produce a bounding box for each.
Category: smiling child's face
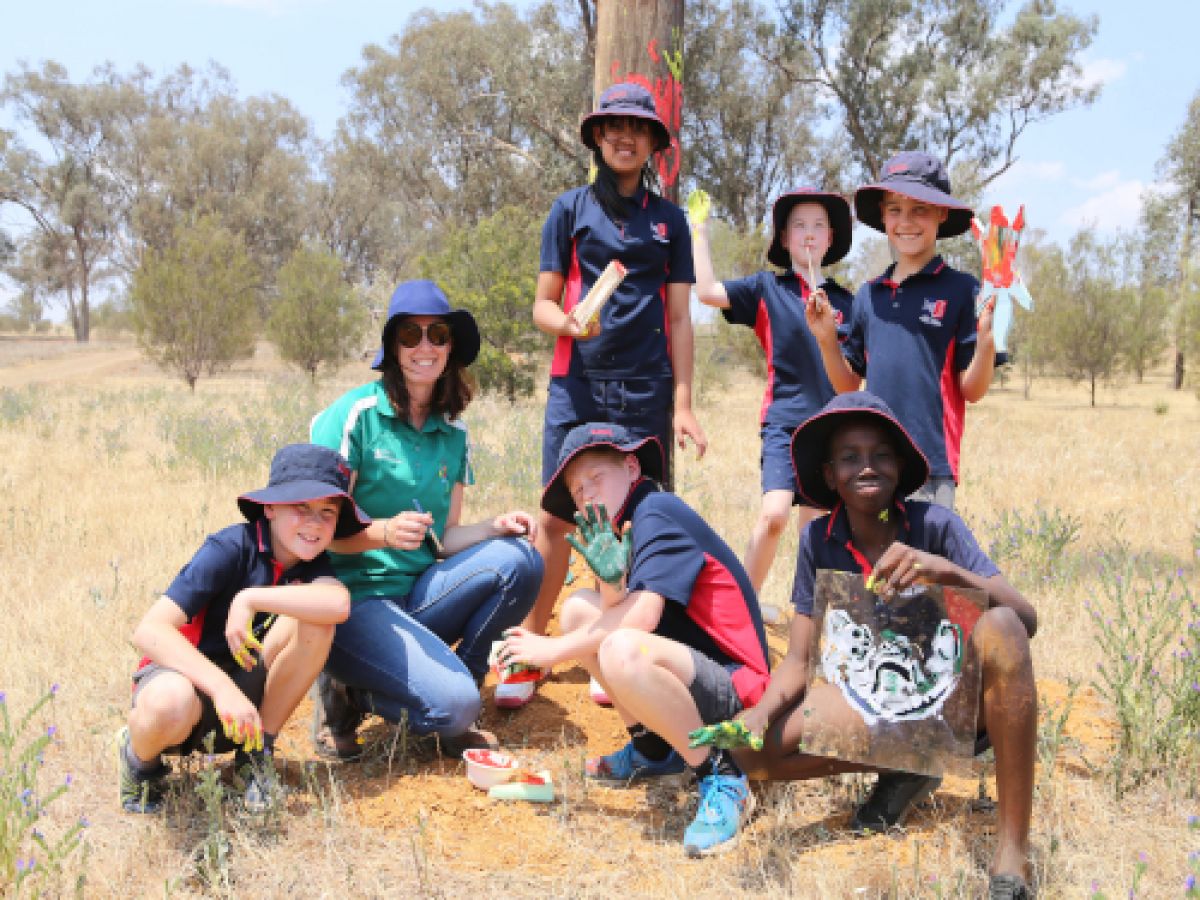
[823,420,903,513]
[880,191,948,264]
[264,498,341,566]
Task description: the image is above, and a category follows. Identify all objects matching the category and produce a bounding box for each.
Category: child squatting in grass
[119,443,368,814]
[729,391,1038,899]
[497,422,770,856]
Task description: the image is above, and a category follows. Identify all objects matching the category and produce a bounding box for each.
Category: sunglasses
[394,320,452,349]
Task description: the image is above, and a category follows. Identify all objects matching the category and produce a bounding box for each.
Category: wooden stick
[570,260,627,329]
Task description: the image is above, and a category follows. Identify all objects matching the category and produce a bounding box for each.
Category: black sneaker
[849,771,942,832]
[310,674,365,761]
[989,874,1033,899]
[116,727,168,814]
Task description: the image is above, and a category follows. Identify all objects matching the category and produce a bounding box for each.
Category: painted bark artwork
[798,570,988,777]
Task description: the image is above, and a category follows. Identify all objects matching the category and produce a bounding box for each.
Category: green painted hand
[687,720,764,751]
[565,503,630,586]
[687,189,711,225]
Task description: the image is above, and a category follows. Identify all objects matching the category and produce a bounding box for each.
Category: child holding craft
[120,443,368,814]
[807,151,997,511]
[717,392,1038,898]
[497,423,770,856]
[691,187,855,595]
[509,82,707,709]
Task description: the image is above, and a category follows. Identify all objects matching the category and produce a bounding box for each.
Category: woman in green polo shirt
[309,280,544,758]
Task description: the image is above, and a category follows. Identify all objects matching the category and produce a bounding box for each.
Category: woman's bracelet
[382,518,394,548]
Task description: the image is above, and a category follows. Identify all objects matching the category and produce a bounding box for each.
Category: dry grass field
[1,336,1197,897]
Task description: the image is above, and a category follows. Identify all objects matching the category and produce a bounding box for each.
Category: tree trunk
[1090,373,1096,407]
[1176,196,1194,390]
[593,0,685,203]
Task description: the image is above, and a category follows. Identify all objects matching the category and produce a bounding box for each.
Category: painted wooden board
[797,570,987,777]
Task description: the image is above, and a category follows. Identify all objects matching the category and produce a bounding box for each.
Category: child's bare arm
[738,613,814,738]
[690,220,730,309]
[500,588,665,670]
[871,543,1037,637]
[666,281,708,457]
[806,298,862,392]
[229,578,351,626]
[959,296,996,402]
[532,271,598,340]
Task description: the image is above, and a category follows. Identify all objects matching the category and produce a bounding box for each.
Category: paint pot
[462,748,519,790]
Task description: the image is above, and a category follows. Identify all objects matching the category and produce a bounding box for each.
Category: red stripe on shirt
[753,298,775,425]
[686,554,771,706]
[551,241,583,377]
[939,339,965,482]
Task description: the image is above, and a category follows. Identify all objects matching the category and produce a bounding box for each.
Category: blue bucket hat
[854,151,973,238]
[790,392,929,509]
[238,443,370,539]
[767,188,854,269]
[580,82,671,153]
[541,422,665,523]
[372,280,481,370]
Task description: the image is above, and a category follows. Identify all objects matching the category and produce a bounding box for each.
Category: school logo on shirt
[651,221,669,243]
[919,298,947,327]
[833,309,844,326]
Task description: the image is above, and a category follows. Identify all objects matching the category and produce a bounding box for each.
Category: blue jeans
[324,537,542,736]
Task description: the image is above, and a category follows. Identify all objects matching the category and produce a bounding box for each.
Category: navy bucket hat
[854,151,973,238]
[372,280,481,370]
[790,392,929,509]
[541,422,666,523]
[767,188,854,269]
[238,443,370,539]
[580,82,671,153]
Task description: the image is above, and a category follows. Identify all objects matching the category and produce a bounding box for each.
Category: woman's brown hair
[379,341,475,422]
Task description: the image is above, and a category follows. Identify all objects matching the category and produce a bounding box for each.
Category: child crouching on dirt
[119,443,368,814]
[497,422,770,856]
[729,392,1038,899]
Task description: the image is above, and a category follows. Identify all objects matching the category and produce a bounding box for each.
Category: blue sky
[1,0,1196,249]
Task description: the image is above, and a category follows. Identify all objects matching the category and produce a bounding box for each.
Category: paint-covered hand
[213,683,263,753]
[226,592,262,671]
[866,544,943,597]
[688,719,764,751]
[687,189,712,226]
[565,503,630,586]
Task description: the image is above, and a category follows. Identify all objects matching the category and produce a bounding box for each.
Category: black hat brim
[854,185,973,239]
[239,483,371,539]
[372,309,481,370]
[541,436,665,523]
[790,399,929,509]
[580,111,671,153]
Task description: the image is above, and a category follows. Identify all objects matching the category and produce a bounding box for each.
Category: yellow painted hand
[687,189,711,225]
[221,714,264,753]
[687,719,764,751]
[232,622,264,672]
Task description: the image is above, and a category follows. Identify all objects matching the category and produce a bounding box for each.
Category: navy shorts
[760,421,800,497]
[131,655,267,755]
[541,375,674,497]
[687,648,744,725]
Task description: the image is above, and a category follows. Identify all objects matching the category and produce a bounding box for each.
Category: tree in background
[1035,228,1132,407]
[130,215,259,390]
[0,63,132,341]
[771,0,1098,189]
[1155,90,1200,390]
[414,205,544,401]
[267,244,368,382]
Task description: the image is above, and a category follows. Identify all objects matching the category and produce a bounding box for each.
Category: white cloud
[1060,179,1149,231]
[1078,57,1128,90]
[1073,170,1122,191]
[986,159,1065,197]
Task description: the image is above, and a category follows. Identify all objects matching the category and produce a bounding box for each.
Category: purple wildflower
[50,683,59,695]
[46,725,56,738]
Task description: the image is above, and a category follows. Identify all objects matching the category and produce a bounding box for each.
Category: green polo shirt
[310,380,475,601]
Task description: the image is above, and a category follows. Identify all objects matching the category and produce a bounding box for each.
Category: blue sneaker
[585,741,685,784]
[683,772,755,857]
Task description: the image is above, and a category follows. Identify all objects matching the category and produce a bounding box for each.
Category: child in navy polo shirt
[692,187,855,595]
[119,443,368,815]
[808,151,997,510]
[512,82,707,708]
[732,392,1037,898]
[497,423,769,857]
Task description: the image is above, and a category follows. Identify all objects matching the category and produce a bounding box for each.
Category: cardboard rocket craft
[970,205,1034,353]
[569,259,626,330]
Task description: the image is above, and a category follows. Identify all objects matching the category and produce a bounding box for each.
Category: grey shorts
[131,655,266,755]
[686,648,744,725]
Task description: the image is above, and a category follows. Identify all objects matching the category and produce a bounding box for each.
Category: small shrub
[986,507,1081,583]
[0,686,88,893]
[1088,562,1199,796]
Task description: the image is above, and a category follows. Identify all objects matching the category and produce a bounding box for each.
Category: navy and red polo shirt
[540,184,694,380]
[842,256,979,480]
[790,499,999,617]
[148,520,335,667]
[723,271,854,427]
[613,479,771,706]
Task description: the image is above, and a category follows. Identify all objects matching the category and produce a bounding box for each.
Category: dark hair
[590,149,660,224]
[380,356,475,422]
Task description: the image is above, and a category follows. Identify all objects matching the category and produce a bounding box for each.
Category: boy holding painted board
[724,392,1037,899]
